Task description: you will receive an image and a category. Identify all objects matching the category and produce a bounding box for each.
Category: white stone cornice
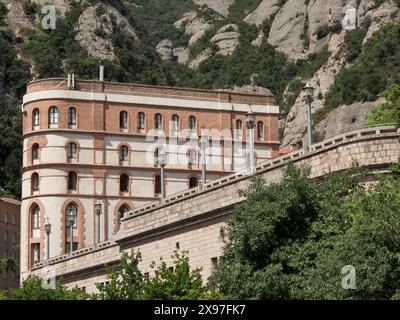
[23,89,280,114]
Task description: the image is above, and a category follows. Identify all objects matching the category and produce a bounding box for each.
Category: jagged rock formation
[251,30,264,47]
[361,0,400,44]
[189,48,213,69]
[268,0,307,61]
[1,0,34,35]
[307,0,343,54]
[231,84,274,97]
[322,99,385,139]
[210,23,240,56]
[174,10,213,47]
[156,39,174,61]
[75,3,138,61]
[192,0,235,17]
[283,33,347,146]
[173,47,190,64]
[244,0,280,26]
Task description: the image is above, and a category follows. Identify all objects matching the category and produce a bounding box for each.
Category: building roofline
[26,78,276,99]
[0,197,21,206]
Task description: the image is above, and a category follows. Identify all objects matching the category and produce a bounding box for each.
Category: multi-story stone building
[20,77,279,279]
[0,197,20,290]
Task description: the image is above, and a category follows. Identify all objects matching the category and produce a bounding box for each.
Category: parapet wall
[25,78,276,105]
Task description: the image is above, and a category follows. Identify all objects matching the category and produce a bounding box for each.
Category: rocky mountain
[1,0,400,197]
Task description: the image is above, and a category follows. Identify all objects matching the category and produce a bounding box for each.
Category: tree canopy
[210,164,400,300]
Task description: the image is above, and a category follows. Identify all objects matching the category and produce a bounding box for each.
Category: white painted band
[23,90,280,114]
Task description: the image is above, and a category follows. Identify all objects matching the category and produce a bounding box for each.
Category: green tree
[210,164,400,300]
[365,84,400,126]
[5,276,89,300]
[96,250,216,300]
[143,251,205,300]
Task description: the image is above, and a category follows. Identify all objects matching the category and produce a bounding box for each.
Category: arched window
[120,145,129,161]
[257,121,264,139]
[33,108,40,127]
[32,143,40,161]
[48,106,58,125]
[154,113,162,130]
[68,107,77,126]
[68,172,77,190]
[67,142,77,159]
[31,173,39,192]
[188,149,197,165]
[120,111,128,129]
[31,205,40,229]
[118,205,130,224]
[189,177,198,189]
[189,116,196,132]
[171,114,179,134]
[137,112,145,130]
[154,175,161,195]
[236,119,242,138]
[120,174,129,192]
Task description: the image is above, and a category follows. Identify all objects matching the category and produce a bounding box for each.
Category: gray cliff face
[2,0,399,147]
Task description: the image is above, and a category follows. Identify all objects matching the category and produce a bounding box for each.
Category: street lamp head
[45,217,51,235]
[246,110,256,129]
[158,149,166,166]
[67,208,76,226]
[95,200,102,216]
[199,126,208,147]
[303,81,315,97]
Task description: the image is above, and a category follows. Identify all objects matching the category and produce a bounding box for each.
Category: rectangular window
[65,242,78,253]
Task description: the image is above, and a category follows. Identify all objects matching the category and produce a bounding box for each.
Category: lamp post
[246,110,256,173]
[95,200,102,244]
[44,217,51,261]
[67,209,76,254]
[158,149,166,199]
[199,125,208,184]
[303,81,315,147]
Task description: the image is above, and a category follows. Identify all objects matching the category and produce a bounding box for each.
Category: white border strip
[23,90,280,114]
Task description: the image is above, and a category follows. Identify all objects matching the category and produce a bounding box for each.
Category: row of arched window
[32,106,76,129]
[31,107,265,140]
[31,142,77,163]
[119,112,197,134]
[31,143,197,165]
[235,119,265,140]
[30,172,199,195]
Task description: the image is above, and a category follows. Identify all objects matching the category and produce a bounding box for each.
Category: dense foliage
[321,22,400,118]
[0,95,23,198]
[0,276,89,300]
[365,84,400,126]
[1,250,221,300]
[96,250,221,300]
[210,164,400,299]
